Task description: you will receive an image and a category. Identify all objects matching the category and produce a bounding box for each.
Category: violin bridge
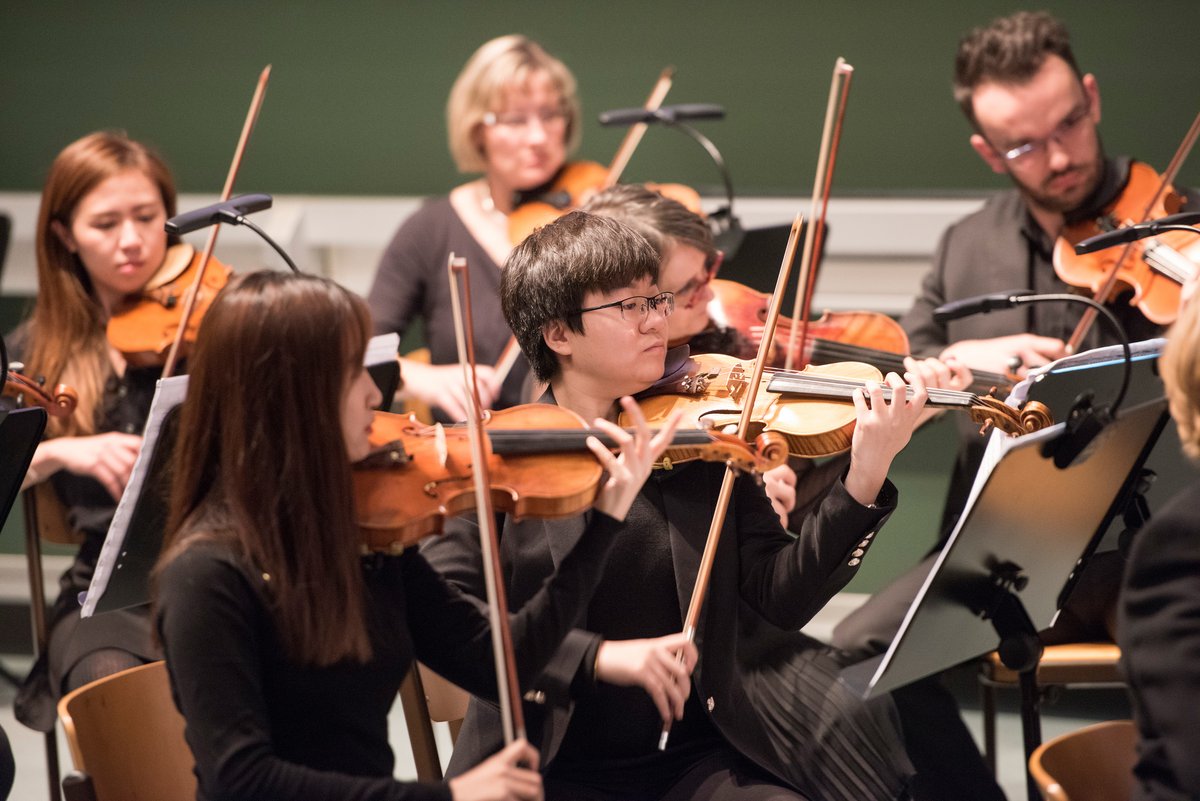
[434,423,448,467]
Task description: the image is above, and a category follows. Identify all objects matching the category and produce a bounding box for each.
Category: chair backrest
[58,660,197,801]
[1029,719,1137,801]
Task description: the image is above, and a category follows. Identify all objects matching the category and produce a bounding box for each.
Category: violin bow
[447,253,526,744]
[493,66,676,388]
[658,212,809,750]
[605,65,675,186]
[1066,107,1200,352]
[161,65,271,379]
[783,58,854,372]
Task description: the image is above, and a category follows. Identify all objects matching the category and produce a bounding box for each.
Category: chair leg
[23,491,62,801]
[980,679,997,776]
[398,667,444,782]
[1018,670,1043,801]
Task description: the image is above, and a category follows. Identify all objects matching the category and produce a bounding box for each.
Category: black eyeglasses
[990,97,1093,164]
[572,292,675,323]
[676,251,723,304]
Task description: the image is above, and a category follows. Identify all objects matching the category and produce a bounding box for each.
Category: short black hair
[501,210,660,382]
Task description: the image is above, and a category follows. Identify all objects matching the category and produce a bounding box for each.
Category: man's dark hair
[953,10,1082,129]
[501,210,660,382]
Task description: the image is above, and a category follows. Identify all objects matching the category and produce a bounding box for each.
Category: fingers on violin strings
[884,371,908,406]
[585,434,617,465]
[590,415,633,449]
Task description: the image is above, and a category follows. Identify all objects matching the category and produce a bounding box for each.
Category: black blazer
[1120,479,1200,801]
[422,458,914,799]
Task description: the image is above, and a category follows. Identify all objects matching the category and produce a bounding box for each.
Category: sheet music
[81,375,188,617]
[81,332,401,617]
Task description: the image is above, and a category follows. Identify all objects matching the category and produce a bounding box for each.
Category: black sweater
[156,511,620,801]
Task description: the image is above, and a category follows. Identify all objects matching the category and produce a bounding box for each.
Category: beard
[1008,136,1106,215]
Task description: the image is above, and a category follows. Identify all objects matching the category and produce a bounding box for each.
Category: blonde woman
[367,35,580,421]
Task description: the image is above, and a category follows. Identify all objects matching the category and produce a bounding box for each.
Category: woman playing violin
[422,211,930,800]
[154,270,673,801]
[10,131,189,731]
[367,35,580,421]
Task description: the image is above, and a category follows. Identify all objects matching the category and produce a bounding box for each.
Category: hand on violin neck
[939,334,1066,378]
[398,358,500,422]
[903,355,973,428]
[587,397,682,522]
[594,631,698,726]
[845,371,927,507]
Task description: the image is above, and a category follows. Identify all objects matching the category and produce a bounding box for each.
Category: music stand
[0,407,48,680]
[82,334,402,616]
[840,394,1167,800]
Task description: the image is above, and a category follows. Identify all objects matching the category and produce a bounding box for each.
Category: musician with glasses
[831,11,1198,800]
[422,210,929,800]
[367,35,580,421]
[581,184,854,531]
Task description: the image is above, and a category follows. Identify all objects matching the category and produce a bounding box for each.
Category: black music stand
[0,406,48,682]
[840,394,1168,801]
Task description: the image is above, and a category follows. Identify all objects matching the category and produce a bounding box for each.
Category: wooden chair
[57,660,196,801]
[1028,719,1137,801]
[24,482,84,801]
[978,641,1124,774]
[398,662,470,781]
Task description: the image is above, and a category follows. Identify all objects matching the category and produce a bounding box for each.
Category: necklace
[478,181,506,217]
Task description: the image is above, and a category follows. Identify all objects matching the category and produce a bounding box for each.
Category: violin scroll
[3,367,78,418]
[966,396,1053,438]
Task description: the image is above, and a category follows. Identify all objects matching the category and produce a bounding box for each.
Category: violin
[708,279,1014,395]
[2,369,77,418]
[1054,160,1197,327]
[105,243,233,368]
[628,353,1052,459]
[507,163,703,245]
[352,404,788,553]
[506,68,703,245]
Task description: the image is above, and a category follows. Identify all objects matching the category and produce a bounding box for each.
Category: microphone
[598,103,725,127]
[166,193,299,273]
[933,291,1132,468]
[931,290,1034,323]
[165,193,273,235]
[1073,211,1200,255]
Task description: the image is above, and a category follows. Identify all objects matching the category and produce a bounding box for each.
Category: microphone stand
[658,119,743,252]
[166,194,300,274]
[935,292,1132,468]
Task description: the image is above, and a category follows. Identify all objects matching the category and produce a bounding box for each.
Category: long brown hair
[28,131,178,436]
[156,271,374,665]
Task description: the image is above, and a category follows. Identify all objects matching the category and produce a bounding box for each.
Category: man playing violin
[833,11,1199,800]
[423,210,931,800]
[581,183,851,531]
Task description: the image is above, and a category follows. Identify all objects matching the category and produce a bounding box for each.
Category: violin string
[757,367,979,406]
[806,338,1010,388]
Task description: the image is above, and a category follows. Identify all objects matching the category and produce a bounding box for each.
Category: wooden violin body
[708,279,1013,395]
[506,161,703,245]
[710,278,908,365]
[353,403,787,553]
[1054,161,1197,326]
[106,243,234,368]
[631,354,1052,459]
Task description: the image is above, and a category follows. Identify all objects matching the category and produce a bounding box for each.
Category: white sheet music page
[81,374,189,618]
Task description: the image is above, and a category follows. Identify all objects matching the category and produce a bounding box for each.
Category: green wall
[3,1,1198,583]
[3,1,1198,198]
